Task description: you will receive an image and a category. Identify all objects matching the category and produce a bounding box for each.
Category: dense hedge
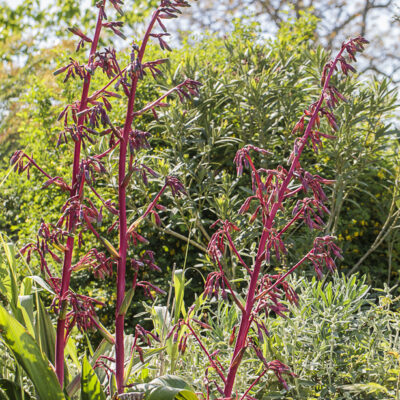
[0,14,399,335]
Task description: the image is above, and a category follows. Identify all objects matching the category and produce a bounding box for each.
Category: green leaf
[340,383,389,394]
[0,257,12,306]
[0,235,23,324]
[28,275,56,295]
[151,306,171,338]
[0,379,31,400]
[0,305,64,399]
[173,269,186,324]
[118,287,135,316]
[124,347,166,385]
[80,355,106,400]
[135,375,198,400]
[65,332,80,369]
[34,294,57,365]
[0,390,8,400]
[18,295,35,337]
[66,340,112,398]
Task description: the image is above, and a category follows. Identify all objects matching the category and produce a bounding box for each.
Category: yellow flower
[378,171,385,179]
[354,231,359,237]
[346,235,351,241]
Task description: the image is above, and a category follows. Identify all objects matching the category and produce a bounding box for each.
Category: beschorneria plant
[11,0,198,393]
[173,37,368,399]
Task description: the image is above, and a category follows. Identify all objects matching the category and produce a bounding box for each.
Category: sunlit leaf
[0,305,64,399]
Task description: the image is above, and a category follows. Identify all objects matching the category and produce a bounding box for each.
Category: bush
[148,273,400,399]
[0,8,398,342]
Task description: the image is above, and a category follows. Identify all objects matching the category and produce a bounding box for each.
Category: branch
[186,322,227,383]
[154,225,208,253]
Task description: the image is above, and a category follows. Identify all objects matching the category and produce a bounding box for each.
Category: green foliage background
[0,7,399,330]
[0,2,399,398]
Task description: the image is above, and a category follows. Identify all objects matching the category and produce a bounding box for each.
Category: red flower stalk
[197,37,367,398]
[54,4,108,386]
[13,1,108,387]
[113,1,194,393]
[12,0,196,393]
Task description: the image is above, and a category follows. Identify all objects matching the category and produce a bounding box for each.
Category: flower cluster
[308,236,343,279]
[11,0,198,391]
[197,36,368,399]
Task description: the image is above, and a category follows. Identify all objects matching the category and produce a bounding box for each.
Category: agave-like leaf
[134,375,198,400]
[80,355,106,400]
[0,378,32,400]
[0,305,64,399]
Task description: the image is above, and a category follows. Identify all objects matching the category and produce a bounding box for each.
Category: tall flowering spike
[216,37,367,399]
[111,0,195,393]
[9,0,197,392]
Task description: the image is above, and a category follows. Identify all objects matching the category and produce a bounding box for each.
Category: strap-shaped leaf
[66,340,112,398]
[0,305,64,399]
[173,270,186,324]
[80,355,106,400]
[134,375,198,400]
[0,379,32,400]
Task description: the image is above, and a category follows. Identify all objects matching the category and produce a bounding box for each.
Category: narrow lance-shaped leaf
[173,269,186,324]
[80,355,106,400]
[0,305,65,399]
[134,375,198,400]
